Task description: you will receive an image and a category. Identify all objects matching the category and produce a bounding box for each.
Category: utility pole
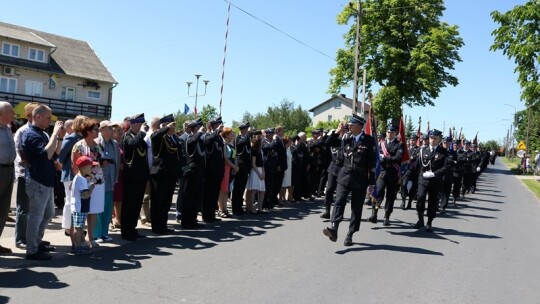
[526,107,531,155]
[352,0,362,116]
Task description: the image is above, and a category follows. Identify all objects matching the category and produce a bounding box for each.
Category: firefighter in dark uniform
[317,130,331,197]
[440,136,456,214]
[471,143,482,193]
[323,115,376,246]
[320,129,343,219]
[400,134,420,209]
[231,122,252,216]
[203,117,225,223]
[365,132,386,206]
[369,124,404,226]
[307,129,325,198]
[181,118,205,229]
[175,122,189,222]
[414,129,449,232]
[262,128,278,209]
[461,140,475,197]
[452,140,465,206]
[121,113,150,241]
[149,114,180,234]
[292,132,309,202]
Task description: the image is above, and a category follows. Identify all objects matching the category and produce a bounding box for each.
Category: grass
[523,180,540,199]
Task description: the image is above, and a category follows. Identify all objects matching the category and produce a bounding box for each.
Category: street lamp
[505,103,517,158]
[186,74,209,114]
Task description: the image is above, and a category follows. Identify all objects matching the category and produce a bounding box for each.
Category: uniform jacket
[235,131,252,173]
[122,129,149,181]
[204,129,225,178]
[262,137,278,174]
[184,131,206,178]
[416,145,449,184]
[326,131,376,189]
[379,138,404,173]
[150,127,181,177]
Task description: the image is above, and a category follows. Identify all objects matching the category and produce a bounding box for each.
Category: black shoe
[452,197,458,207]
[38,243,55,252]
[135,233,146,239]
[343,232,353,246]
[368,211,378,223]
[383,218,390,226]
[426,224,433,232]
[320,207,330,219]
[154,228,175,235]
[26,251,52,260]
[413,221,425,229]
[440,209,446,215]
[41,240,51,246]
[15,242,26,249]
[323,227,338,242]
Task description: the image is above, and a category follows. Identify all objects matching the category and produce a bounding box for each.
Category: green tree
[329,0,464,123]
[231,99,312,137]
[405,115,414,137]
[514,107,540,154]
[482,140,500,153]
[491,1,540,107]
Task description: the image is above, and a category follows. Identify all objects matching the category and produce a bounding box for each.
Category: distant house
[309,94,370,127]
[0,22,117,121]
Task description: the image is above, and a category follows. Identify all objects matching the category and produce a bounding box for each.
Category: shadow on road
[0,268,69,289]
[335,243,444,256]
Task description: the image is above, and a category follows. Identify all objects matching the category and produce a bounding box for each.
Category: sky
[2,0,527,144]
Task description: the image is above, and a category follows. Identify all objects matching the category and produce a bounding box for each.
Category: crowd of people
[0,100,496,260]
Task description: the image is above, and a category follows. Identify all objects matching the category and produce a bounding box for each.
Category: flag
[367,107,381,198]
[184,103,190,115]
[416,117,422,147]
[473,131,478,145]
[448,128,454,151]
[398,115,410,163]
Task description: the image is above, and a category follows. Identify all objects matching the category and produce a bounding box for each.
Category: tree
[482,140,500,153]
[405,115,414,137]
[231,99,312,137]
[174,104,218,131]
[491,1,540,107]
[329,0,464,123]
[514,107,540,154]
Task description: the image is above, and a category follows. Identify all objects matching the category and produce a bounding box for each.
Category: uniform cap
[129,113,145,124]
[239,121,250,130]
[429,129,442,137]
[159,114,175,124]
[348,114,366,125]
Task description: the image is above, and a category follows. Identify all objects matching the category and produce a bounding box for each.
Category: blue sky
[3,0,526,144]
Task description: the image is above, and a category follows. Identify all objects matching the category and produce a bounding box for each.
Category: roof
[0,22,116,84]
[309,94,371,112]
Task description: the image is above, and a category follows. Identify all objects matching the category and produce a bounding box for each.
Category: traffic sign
[517,150,525,158]
[516,141,527,150]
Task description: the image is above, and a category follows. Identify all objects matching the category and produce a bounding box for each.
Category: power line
[223,0,336,61]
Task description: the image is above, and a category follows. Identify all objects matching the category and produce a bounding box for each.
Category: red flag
[365,110,372,136]
[398,116,410,163]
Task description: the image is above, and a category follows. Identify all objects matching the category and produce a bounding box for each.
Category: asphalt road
[1,158,540,304]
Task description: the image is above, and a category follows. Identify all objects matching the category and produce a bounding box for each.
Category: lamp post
[505,103,516,158]
[186,74,209,114]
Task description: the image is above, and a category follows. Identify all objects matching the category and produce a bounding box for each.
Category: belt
[0,163,14,168]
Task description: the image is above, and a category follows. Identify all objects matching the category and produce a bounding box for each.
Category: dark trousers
[121,179,147,238]
[263,170,276,209]
[324,172,338,207]
[181,177,204,227]
[318,168,328,195]
[0,167,14,238]
[330,183,368,233]
[150,175,176,232]
[452,174,463,198]
[440,175,453,209]
[231,168,249,214]
[416,179,442,222]
[375,171,399,214]
[400,175,418,203]
[308,167,322,196]
[203,174,220,221]
[472,172,480,189]
[272,169,285,204]
[175,176,186,220]
[15,176,29,245]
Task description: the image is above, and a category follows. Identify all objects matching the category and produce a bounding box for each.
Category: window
[25,80,43,97]
[328,115,333,122]
[1,42,20,57]
[28,48,45,62]
[334,100,341,109]
[0,77,17,93]
[61,87,75,101]
[87,90,101,100]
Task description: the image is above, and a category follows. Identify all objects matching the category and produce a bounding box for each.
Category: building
[0,22,116,121]
[309,94,370,126]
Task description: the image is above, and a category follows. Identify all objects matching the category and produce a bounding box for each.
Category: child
[70,156,96,255]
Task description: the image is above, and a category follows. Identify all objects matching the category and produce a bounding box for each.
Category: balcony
[1,91,111,120]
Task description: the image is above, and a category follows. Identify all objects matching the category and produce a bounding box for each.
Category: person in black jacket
[400,134,420,210]
[271,126,287,207]
[414,129,449,232]
[149,114,180,234]
[323,115,376,246]
[292,132,309,202]
[175,122,189,222]
[202,117,225,223]
[121,113,149,241]
[320,129,343,219]
[262,128,278,209]
[181,118,205,229]
[440,136,456,214]
[231,122,252,215]
[369,124,404,226]
[307,129,325,198]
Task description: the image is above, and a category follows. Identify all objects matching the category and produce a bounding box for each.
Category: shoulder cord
[124,133,146,166]
[419,148,432,171]
[186,135,206,158]
[154,135,178,160]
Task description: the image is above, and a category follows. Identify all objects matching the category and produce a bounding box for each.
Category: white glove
[476,167,481,172]
[379,154,384,161]
[422,172,435,179]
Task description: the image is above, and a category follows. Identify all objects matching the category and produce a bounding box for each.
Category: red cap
[75,156,98,168]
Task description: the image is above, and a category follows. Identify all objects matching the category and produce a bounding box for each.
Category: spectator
[111,121,127,229]
[70,156,95,255]
[22,104,65,260]
[0,101,16,254]
[13,102,40,249]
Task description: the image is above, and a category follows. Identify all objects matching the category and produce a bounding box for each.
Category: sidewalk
[0,179,175,269]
